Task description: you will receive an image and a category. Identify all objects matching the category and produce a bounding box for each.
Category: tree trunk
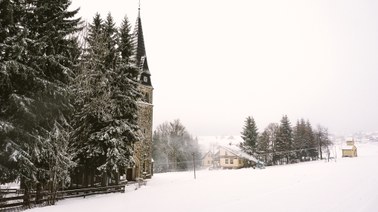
[319,143,323,160]
[101,172,108,187]
[36,183,42,204]
[21,178,30,208]
[90,169,94,187]
[115,171,119,185]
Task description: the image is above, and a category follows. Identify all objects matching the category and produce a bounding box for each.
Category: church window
[143,76,148,82]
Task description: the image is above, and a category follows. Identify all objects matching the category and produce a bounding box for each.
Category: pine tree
[293,119,307,161]
[0,0,81,204]
[70,13,142,186]
[305,120,317,160]
[103,13,118,69]
[240,116,259,155]
[118,16,134,65]
[275,115,293,164]
[0,0,26,184]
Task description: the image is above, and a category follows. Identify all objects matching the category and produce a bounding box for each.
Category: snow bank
[27,143,378,212]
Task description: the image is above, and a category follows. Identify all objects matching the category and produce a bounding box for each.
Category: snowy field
[27,142,378,212]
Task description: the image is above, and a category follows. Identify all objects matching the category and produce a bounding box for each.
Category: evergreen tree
[305,120,317,160]
[0,0,27,184]
[118,16,134,65]
[240,116,259,155]
[70,13,141,186]
[103,13,118,69]
[0,0,81,203]
[275,115,293,164]
[293,119,307,161]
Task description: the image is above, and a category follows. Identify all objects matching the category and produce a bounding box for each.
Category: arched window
[145,93,150,103]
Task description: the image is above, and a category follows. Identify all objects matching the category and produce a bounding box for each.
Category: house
[201,151,214,168]
[202,145,264,169]
[342,140,357,157]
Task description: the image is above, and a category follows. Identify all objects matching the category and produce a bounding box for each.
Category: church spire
[138,0,141,17]
[134,1,151,86]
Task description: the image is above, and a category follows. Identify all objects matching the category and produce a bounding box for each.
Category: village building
[342,140,357,157]
[201,151,215,168]
[126,6,154,181]
[202,145,263,169]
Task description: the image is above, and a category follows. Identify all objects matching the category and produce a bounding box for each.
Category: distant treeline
[240,115,332,165]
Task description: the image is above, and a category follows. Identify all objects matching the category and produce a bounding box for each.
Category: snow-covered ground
[27,142,378,212]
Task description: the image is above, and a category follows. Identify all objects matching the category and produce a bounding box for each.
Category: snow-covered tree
[292,119,318,162]
[275,115,293,164]
[259,123,279,165]
[70,13,141,187]
[293,119,307,161]
[0,0,81,204]
[118,16,134,65]
[240,116,259,155]
[305,120,317,160]
[153,120,201,172]
[314,125,332,160]
[103,13,118,69]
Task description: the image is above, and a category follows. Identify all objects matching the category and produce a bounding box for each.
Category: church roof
[133,7,150,75]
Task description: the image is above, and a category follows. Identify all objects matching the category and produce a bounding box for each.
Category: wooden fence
[0,181,143,212]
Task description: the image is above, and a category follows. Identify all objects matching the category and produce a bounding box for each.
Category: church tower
[129,5,154,180]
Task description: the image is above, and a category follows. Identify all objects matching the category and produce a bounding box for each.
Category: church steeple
[133,3,151,86]
[130,1,154,181]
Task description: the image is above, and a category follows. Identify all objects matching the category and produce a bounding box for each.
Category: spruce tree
[275,115,293,164]
[70,13,141,186]
[240,116,259,155]
[0,0,81,203]
[293,119,306,161]
[119,16,134,65]
[103,13,118,69]
[305,120,317,160]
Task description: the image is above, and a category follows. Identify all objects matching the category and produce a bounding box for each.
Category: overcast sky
[70,0,378,136]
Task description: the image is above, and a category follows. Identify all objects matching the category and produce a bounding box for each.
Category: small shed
[342,145,357,157]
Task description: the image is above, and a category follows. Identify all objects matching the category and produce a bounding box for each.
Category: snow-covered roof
[201,151,213,159]
[220,145,263,164]
[342,145,356,150]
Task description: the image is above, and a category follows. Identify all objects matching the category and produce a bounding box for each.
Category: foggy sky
[70,0,378,136]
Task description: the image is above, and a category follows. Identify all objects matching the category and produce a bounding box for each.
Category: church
[126,6,154,181]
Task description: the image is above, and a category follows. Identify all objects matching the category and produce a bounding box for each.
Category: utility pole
[192,153,196,179]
